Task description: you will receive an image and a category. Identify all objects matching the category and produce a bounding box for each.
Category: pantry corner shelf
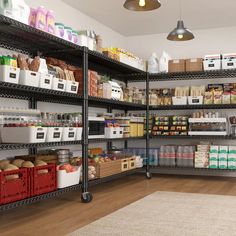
[149,104,236,111]
[149,69,236,81]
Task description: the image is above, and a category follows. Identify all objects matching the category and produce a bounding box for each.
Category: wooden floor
[1,174,236,236]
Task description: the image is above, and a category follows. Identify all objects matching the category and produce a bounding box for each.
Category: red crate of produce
[0,168,28,205]
[29,164,57,196]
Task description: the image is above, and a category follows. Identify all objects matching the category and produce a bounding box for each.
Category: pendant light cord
[179,0,182,20]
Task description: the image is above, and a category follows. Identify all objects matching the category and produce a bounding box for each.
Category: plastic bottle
[29,7,36,27]
[148,53,159,73]
[35,6,47,31]
[55,23,65,39]
[46,10,55,34]
[159,51,171,73]
[64,26,73,42]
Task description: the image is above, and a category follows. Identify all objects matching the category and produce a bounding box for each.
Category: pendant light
[124,0,161,11]
[167,0,194,41]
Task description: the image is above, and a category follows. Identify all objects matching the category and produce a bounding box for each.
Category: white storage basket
[76,127,83,141]
[0,65,20,84]
[46,127,63,142]
[19,70,40,87]
[172,96,187,105]
[52,77,66,92]
[57,166,81,188]
[65,80,79,94]
[62,127,76,141]
[39,73,53,90]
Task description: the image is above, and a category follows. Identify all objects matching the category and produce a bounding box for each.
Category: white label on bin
[58,83,64,89]
[37,133,45,139]
[68,132,75,138]
[53,132,61,138]
[209,64,215,67]
[9,73,16,79]
[44,79,50,84]
[192,98,200,103]
[30,72,37,76]
[71,85,77,91]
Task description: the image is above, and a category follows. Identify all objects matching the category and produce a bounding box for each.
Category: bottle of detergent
[147,52,159,74]
[159,51,171,73]
[0,0,30,25]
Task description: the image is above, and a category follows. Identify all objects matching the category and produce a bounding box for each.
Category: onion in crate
[35,160,48,174]
[22,161,34,168]
[0,160,10,170]
[12,159,25,168]
[3,164,19,180]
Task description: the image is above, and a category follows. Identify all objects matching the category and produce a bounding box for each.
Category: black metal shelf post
[81,47,93,203]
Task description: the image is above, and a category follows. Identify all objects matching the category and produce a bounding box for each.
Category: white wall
[126,26,236,60]
[25,0,126,48]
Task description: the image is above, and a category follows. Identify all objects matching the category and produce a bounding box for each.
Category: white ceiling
[63,0,236,36]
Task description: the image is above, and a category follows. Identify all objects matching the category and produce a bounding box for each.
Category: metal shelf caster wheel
[146,172,152,179]
[81,192,93,203]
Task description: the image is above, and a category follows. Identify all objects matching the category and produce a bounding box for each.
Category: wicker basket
[95,159,121,178]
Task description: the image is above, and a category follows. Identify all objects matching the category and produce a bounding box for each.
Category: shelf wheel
[81,192,93,203]
[146,171,152,179]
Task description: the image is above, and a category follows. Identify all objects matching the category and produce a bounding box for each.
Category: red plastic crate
[0,168,28,205]
[29,164,57,197]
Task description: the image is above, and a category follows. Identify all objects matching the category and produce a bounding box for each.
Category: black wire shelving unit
[1,15,236,210]
[0,16,148,210]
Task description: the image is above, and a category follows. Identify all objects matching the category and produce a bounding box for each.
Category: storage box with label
[186,58,203,72]
[1,127,47,143]
[19,70,40,87]
[0,65,20,84]
[168,59,185,73]
[65,80,79,94]
[203,54,221,71]
[46,127,63,142]
[52,77,66,92]
[62,127,76,141]
[39,73,53,90]
[222,53,236,70]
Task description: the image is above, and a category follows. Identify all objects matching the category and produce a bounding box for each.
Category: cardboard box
[210,145,219,153]
[219,146,228,154]
[209,153,218,161]
[186,58,203,72]
[219,153,228,161]
[168,59,185,73]
[229,146,236,154]
[209,159,218,169]
[219,160,227,169]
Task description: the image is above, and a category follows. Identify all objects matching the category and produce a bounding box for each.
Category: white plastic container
[46,127,63,142]
[0,0,30,25]
[87,37,94,50]
[222,53,236,70]
[78,35,88,47]
[52,77,66,92]
[62,127,76,141]
[39,73,53,90]
[188,96,203,105]
[172,96,187,105]
[76,127,83,141]
[19,70,40,87]
[105,127,118,139]
[117,127,124,138]
[57,166,81,188]
[65,80,79,94]
[148,53,159,73]
[0,65,20,84]
[1,127,47,143]
[159,51,171,73]
[203,54,221,71]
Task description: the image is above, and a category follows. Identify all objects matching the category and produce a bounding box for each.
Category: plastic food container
[65,80,79,94]
[172,96,187,105]
[0,65,20,84]
[46,127,63,142]
[46,10,55,34]
[64,26,73,42]
[35,6,47,31]
[78,35,88,47]
[57,166,81,188]
[52,77,66,92]
[76,127,83,141]
[72,30,78,44]
[1,127,47,143]
[19,70,40,87]
[55,23,65,39]
[62,127,76,141]
[39,73,53,90]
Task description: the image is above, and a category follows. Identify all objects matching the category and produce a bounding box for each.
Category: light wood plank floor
[1,174,236,236]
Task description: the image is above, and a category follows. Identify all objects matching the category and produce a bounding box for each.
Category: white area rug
[69,191,236,236]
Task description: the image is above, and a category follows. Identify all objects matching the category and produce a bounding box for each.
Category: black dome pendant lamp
[167,0,194,41]
[124,0,161,11]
